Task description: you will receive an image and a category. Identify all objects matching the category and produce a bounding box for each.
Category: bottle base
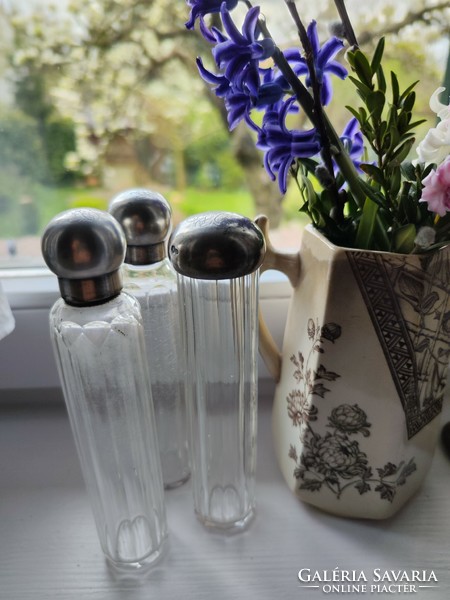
[195,507,255,534]
[105,536,168,573]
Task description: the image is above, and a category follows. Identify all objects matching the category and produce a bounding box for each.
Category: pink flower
[420,156,450,217]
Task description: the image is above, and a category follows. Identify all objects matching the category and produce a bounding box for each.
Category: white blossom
[416,87,450,164]
[429,87,450,120]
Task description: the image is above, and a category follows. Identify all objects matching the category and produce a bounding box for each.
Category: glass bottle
[169,212,266,531]
[41,208,167,570]
[109,189,190,489]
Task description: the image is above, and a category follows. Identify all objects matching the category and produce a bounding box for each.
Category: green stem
[322,113,367,208]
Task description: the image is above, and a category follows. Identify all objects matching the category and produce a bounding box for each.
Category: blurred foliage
[0,107,47,181]
[14,69,78,184]
[184,119,246,189]
[45,117,77,184]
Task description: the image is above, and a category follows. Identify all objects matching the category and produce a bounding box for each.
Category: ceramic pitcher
[257,217,450,519]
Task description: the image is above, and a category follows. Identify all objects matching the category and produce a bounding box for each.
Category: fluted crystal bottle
[109,189,190,489]
[42,208,167,570]
[169,212,265,531]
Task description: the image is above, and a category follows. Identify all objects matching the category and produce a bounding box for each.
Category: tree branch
[358,2,450,45]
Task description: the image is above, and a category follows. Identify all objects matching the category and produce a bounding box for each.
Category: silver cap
[41,208,126,306]
[109,188,172,265]
[169,212,266,280]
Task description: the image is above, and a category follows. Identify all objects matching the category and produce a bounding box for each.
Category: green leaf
[299,157,319,175]
[346,50,357,70]
[352,50,373,87]
[345,105,363,124]
[359,107,368,122]
[379,120,388,146]
[393,224,416,253]
[376,64,387,94]
[390,137,415,165]
[398,111,412,133]
[373,215,391,251]
[360,163,385,186]
[390,166,401,199]
[355,196,379,249]
[387,105,398,130]
[303,174,319,206]
[391,72,400,106]
[319,188,335,212]
[398,180,412,218]
[400,80,420,101]
[400,182,422,223]
[348,75,373,99]
[402,91,416,113]
[401,161,416,181]
[359,179,385,206]
[370,37,385,73]
[406,119,427,131]
[366,90,385,123]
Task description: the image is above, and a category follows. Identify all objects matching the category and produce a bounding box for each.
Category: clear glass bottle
[169,212,266,531]
[109,189,190,489]
[42,208,167,570]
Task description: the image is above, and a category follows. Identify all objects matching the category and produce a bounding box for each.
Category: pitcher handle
[255,215,301,383]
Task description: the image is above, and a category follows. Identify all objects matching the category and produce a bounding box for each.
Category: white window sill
[0,268,292,393]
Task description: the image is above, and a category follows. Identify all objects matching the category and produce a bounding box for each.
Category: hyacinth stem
[333,0,359,47]
[285,0,342,219]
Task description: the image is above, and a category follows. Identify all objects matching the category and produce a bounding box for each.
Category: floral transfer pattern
[288,319,417,502]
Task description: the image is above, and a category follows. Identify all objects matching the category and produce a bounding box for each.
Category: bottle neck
[58,269,122,306]
[125,242,166,266]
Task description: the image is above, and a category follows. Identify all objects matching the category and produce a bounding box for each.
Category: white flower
[429,87,450,121]
[416,87,450,165]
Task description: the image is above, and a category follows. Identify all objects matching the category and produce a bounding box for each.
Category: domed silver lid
[41,208,126,306]
[109,188,172,265]
[169,212,266,280]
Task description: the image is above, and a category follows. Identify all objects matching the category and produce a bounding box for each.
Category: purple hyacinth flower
[213,5,275,95]
[195,57,253,129]
[256,98,321,194]
[196,58,284,130]
[225,91,254,130]
[185,0,239,36]
[254,82,285,108]
[196,57,232,97]
[284,20,347,106]
[340,117,364,171]
[195,5,282,131]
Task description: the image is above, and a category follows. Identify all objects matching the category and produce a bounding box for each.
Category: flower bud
[315,165,334,189]
[414,226,436,249]
[329,21,346,40]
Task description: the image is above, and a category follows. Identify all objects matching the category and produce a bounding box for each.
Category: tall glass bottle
[41,208,167,570]
[169,212,265,531]
[109,189,190,489]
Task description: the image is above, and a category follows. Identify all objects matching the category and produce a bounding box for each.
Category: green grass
[167,187,254,219]
[0,185,109,238]
[0,181,308,239]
